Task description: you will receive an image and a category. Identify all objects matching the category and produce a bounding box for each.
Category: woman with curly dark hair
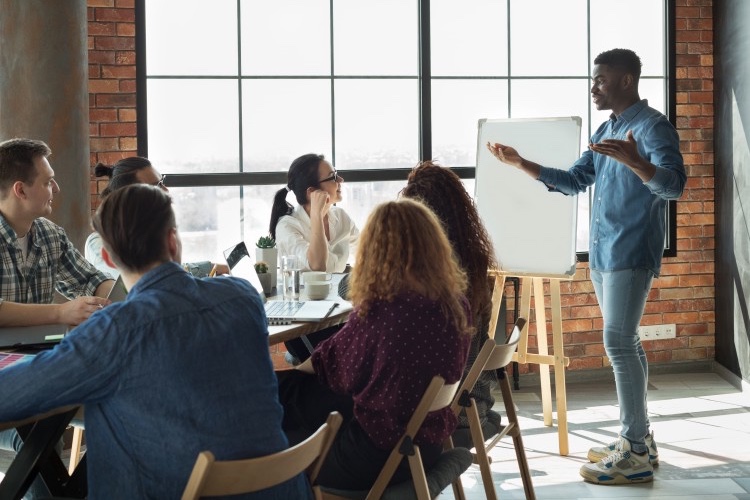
[400,160,501,447]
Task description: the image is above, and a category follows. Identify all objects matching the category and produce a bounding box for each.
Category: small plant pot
[257,273,273,296]
[255,247,278,291]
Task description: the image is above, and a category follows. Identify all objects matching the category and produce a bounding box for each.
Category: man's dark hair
[0,138,52,195]
[93,184,175,273]
[594,48,642,82]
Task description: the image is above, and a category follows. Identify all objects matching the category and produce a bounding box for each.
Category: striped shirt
[0,215,110,304]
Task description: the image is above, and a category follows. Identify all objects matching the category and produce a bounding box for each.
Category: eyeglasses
[318,171,342,184]
[150,175,167,189]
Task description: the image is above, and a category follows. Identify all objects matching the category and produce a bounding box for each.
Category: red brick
[101,65,136,78]
[89,79,119,93]
[95,36,135,51]
[89,0,115,6]
[119,137,137,150]
[118,108,136,122]
[96,93,135,107]
[119,80,136,92]
[100,122,137,137]
[88,50,116,64]
[89,22,116,36]
[90,137,120,151]
[116,23,135,37]
[95,8,135,22]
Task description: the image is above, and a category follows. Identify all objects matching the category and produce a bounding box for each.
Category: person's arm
[486,141,542,179]
[0,296,110,328]
[296,357,315,374]
[307,190,332,271]
[55,227,112,299]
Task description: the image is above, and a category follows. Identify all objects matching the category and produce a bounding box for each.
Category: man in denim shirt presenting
[488,48,686,485]
[0,185,310,499]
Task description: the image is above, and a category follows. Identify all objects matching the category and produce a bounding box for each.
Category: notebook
[222,242,344,325]
[0,323,68,349]
[0,351,35,370]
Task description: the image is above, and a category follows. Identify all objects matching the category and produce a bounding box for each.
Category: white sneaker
[587,431,659,466]
[580,449,654,485]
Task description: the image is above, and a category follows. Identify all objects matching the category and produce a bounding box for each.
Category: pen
[325,302,339,318]
[208,264,218,278]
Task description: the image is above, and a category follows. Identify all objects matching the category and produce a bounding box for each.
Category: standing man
[487,48,686,485]
[0,184,310,499]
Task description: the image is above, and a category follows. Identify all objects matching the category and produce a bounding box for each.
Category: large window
[137,0,674,265]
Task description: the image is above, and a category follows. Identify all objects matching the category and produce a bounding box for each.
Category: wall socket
[638,323,677,340]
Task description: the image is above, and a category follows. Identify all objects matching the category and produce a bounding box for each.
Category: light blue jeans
[591,268,654,454]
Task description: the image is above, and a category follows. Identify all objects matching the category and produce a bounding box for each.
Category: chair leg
[468,402,497,500]
[499,373,536,500]
[407,447,431,500]
[68,426,84,475]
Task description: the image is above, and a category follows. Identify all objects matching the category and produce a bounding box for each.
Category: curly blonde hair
[349,198,473,336]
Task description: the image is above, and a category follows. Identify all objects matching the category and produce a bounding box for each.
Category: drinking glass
[281,255,301,301]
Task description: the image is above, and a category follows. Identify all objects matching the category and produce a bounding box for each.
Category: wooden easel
[488,270,572,456]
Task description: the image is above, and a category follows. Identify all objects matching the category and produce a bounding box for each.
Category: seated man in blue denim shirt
[487,48,686,485]
[0,185,311,499]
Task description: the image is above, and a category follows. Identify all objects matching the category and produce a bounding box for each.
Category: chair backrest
[484,317,525,371]
[181,411,342,499]
[366,376,460,500]
[450,339,495,416]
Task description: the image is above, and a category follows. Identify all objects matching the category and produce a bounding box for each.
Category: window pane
[510,79,592,153]
[590,0,665,77]
[432,79,509,167]
[509,0,588,76]
[431,0,509,77]
[147,80,239,173]
[334,80,419,170]
[333,0,417,75]
[146,0,237,75]
[242,80,332,172]
[172,185,242,265]
[241,0,331,75]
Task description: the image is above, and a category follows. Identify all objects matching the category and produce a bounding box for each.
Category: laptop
[223,242,344,325]
[0,323,68,349]
[107,275,128,302]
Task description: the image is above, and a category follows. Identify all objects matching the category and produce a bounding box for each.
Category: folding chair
[181,411,342,499]
[321,376,472,500]
[452,318,536,500]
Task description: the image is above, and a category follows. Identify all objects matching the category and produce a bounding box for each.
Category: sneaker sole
[580,468,654,485]
[587,449,659,467]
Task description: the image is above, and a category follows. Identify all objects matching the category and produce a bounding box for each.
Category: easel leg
[532,277,553,427]
[550,279,569,456]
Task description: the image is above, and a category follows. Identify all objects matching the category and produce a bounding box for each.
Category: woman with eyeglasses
[269,153,359,273]
[86,156,228,279]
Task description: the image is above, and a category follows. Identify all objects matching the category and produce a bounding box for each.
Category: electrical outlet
[638,323,677,340]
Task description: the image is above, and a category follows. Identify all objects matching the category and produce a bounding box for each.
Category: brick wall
[87,0,137,212]
[87,0,716,373]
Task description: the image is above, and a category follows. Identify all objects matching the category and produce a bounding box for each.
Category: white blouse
[276,205,359,272]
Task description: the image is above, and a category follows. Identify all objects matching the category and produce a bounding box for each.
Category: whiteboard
[475,117,582,277]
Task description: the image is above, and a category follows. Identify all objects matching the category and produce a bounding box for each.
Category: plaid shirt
[0,215,110,304]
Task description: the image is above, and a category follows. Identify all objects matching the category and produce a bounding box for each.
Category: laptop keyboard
[265,300,305,317]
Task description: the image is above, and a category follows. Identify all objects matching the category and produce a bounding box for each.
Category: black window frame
[134,0,678,261]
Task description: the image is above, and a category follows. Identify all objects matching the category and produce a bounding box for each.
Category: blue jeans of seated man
[591,268,654,455]
[0,428,64,500]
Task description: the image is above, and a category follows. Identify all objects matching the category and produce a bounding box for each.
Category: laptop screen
[223,242,266,301]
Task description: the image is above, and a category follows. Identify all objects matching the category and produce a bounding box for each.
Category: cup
[306,281,332,300]
[302,271,332,285]
[281,255,300,301]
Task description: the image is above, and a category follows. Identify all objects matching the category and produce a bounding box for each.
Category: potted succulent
[254,261,273,296]
[255,235,278,291]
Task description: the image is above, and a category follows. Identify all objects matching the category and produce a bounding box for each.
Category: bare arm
[295,357,315,374]
[94,279,115,298]
[0,296,110,327]
[307,190,332,271]
[486,141,542,179]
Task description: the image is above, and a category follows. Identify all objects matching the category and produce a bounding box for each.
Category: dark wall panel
[715,0,750,381]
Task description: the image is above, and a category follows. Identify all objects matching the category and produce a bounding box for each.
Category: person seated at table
[269,153,359,362]
[400,160,501,447]
[277,198,472,490]
[0,138,114,499]
[0,184,310,499]
[86,156,228,278]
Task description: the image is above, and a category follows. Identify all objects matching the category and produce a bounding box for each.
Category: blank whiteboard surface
[475,117,582,276]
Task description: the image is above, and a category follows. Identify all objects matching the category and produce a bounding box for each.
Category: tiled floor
[2,370,748,499]
[448,371,750,499]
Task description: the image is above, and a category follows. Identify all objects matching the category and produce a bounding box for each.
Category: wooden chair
[453,318,536,500]
[68,424,85,475]
[321,376,472,500]
[181,411,342,499]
